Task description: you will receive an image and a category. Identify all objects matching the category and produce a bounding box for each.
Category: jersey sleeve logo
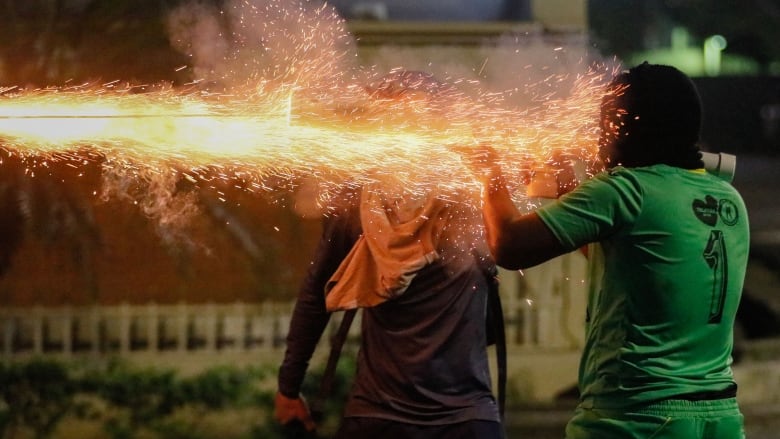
[718,199,739,226]
[692,195,719,226]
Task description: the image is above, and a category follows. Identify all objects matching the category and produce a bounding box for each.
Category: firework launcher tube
[701,151,737,182]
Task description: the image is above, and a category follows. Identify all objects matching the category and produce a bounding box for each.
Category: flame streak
[0,0,618,221]
[0,69,610,209]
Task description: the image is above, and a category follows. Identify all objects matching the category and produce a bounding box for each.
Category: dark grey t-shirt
[278,189,500,425]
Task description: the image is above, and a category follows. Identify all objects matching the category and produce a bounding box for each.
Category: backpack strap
[310,308,357,422]
[486,279,507,421]
[472,247,507,421]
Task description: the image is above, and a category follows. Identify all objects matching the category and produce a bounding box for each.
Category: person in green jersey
[466,62,750,438]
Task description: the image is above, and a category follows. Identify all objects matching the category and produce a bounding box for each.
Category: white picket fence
[0,257,590,361]
[0,296,579,360]
[0,302,296,358]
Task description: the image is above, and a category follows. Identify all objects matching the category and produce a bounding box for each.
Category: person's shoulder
[600,165,663,185]
[578,167,634,187]
[603,165,649,177]
[572,166,644,201]
[612,163,692,177]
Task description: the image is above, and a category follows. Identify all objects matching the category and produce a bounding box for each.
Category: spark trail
[0,68,608,197]
[0,0,615,219]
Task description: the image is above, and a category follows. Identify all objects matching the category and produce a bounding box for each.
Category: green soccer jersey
[536,164,749,409]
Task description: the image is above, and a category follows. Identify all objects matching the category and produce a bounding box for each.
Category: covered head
[598,62,704,169]
[358,70,462,213]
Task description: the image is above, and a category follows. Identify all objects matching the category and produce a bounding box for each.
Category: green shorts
[565,398,744,439]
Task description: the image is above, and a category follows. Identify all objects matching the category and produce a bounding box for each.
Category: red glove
[274,391,317,432]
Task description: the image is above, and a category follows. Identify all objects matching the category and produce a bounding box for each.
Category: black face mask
[597,63,704,170]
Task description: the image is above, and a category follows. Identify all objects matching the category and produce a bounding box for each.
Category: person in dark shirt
[274,71,504,439]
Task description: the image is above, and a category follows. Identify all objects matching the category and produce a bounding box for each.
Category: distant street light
[704,35,727,76]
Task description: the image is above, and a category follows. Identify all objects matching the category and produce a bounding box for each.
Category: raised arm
[456,144,568,270]
[481,172,567,270]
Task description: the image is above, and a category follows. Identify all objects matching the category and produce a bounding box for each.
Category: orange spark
[0,66,610,210]
[0,0,617,221]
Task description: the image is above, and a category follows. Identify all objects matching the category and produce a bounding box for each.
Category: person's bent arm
[276,189,362,431]
[482,173,568,270]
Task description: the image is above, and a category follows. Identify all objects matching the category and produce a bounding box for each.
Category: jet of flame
[0,67,609,201]
[0,0,616,219]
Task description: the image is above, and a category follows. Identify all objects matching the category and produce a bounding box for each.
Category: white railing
[0,256,590,360]
[0,298,581,360]
[0,302,297,358]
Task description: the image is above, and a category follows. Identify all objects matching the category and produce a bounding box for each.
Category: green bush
[0,357,354,439]
[0,359,75,439]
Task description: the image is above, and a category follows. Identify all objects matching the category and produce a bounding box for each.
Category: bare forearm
[482,174,568,270]
[481,175,522,264]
